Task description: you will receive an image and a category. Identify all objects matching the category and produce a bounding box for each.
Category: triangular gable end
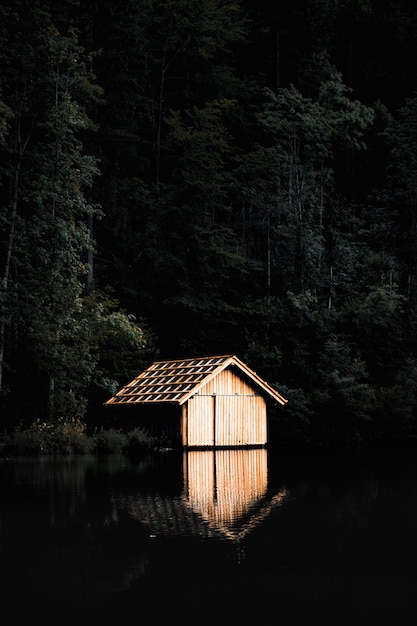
[177,355,287,406]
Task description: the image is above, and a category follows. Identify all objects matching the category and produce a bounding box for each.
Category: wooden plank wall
[185,369,267,447]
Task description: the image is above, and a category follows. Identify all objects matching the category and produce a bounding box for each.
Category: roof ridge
[152,354,235,363]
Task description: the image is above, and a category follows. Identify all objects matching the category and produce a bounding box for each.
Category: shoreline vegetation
[2,416,417,459]
[0,417,172,458]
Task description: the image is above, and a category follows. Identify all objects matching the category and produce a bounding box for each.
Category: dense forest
[2,0,417,445]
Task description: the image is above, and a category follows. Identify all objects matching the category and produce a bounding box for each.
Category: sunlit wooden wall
[182,368,268,447]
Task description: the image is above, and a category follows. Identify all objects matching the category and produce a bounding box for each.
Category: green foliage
[247,74,374,296]
[0,94,12,145]
[374,357,417,439]
[84,291,158,394]
[125,427,158,455]
[383,95,417,307]
[269,385,313,446]
[312,334,375,443]
[11,418,94,456]
[5,421,165,456]
[93,428,128,455]
[0,2,158,423]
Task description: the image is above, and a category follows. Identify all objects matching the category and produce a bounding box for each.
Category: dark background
[1,0,417,446]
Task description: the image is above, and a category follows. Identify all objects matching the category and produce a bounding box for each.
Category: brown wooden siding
[184,369,267,447]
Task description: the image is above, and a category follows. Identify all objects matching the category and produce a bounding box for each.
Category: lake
[1,444,417,625]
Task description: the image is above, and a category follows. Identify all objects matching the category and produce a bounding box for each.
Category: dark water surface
[1,445,417,625]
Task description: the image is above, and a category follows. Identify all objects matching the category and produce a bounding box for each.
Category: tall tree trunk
[0,122,30,389]
[0,175,18,388]
[87,213,94,294]
[49,375,55,418]
[156,13,183,190]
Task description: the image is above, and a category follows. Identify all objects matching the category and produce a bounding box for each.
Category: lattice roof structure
[105,354,287,406]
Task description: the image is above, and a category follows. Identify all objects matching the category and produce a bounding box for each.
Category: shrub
[10,418,94,455]
[124,426,155,455]
[5,421,171,456]
[54,417,94,454]
[93,428,128,454]
[11,425,46,455]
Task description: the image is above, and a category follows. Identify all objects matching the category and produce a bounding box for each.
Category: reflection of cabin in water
[183,449,287,542]
[113,449,287,545]
[105,355,287,448]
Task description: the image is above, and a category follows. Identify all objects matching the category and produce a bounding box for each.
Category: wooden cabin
[105,354,287,448]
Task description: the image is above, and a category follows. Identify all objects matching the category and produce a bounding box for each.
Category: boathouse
[105,354,287,448]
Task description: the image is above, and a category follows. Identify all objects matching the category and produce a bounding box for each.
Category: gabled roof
[105,354,287,406]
